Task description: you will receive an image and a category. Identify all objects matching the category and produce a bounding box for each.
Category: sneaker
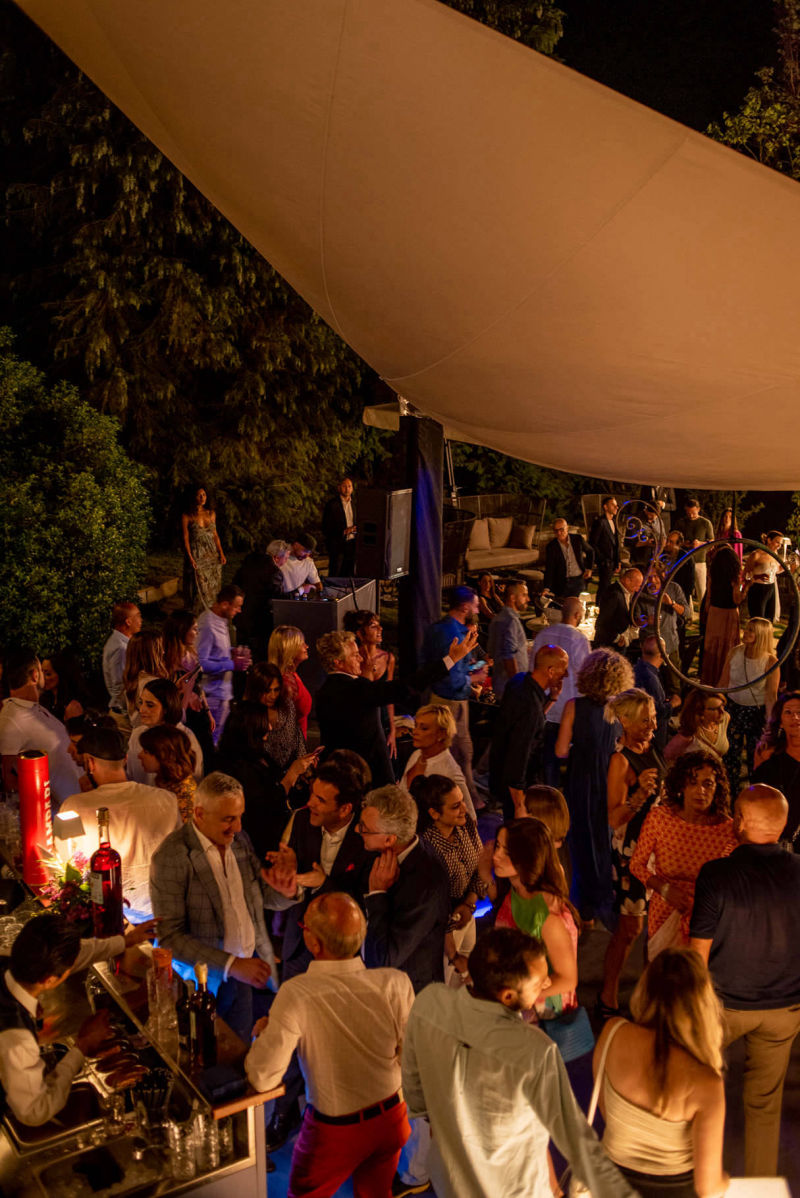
[390,1175,432,1196]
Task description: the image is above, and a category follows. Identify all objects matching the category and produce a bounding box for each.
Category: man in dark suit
[357,786,450,993]
[321,476,357,575]
[315,625,478,786]
[265,753,375,1149]
[232,539,289,660]
[542,517,595,599]
[593,567,643,650]
[489,645,569,821]
[589,495,620,603]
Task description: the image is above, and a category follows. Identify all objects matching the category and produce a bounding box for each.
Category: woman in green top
[491,819,579,1017]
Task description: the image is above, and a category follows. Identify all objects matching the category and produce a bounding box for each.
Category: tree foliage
[0,328,150,662]
[0,1,568,553]
[442,0,565,55]
[0,5,370,548]
[708,0,800,177]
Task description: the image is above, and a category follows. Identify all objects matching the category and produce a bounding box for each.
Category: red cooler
[18,750,54,886]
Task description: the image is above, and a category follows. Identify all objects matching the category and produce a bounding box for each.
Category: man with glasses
[357,786,449,994]
[246,892,414,1198]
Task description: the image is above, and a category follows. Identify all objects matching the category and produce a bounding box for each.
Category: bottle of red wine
[89,807,123,938]
[190,963,217,1067]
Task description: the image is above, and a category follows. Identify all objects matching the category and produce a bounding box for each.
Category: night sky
[559,0,777,132]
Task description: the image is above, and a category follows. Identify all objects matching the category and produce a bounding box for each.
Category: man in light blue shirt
[402,928,635,1198]
[196,585,249,743]
[486,581,530,700]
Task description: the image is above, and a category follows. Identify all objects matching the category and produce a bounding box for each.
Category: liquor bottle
[177,979,195,1056]
[190,963,217,1067]
[89,807,123,938]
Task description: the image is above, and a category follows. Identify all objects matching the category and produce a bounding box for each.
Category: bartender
[0,912,156,1126]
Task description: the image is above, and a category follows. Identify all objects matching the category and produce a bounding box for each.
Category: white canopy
[17,0,800,488]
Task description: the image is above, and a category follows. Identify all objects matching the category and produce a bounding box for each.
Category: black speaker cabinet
[356,488,412,579]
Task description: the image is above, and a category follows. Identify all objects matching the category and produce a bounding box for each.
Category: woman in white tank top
[594,948,728,1198]
[719,617,778,797]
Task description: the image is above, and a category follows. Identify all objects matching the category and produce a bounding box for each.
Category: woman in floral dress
[181,484,226,611]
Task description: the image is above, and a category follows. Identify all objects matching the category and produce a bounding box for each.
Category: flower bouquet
[38,852,94,936]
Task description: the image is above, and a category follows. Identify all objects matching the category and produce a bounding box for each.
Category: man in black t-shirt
[689,784,800,1178]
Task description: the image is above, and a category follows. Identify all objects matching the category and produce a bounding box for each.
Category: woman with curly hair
[555,648,634,925]
[631,751,735,954]
[752,690,800,847]
[342,609,397,760]
[595,948,726,1198]
[268,625,312,738]
[665,690,729,762]
[243,661,306,769]
[137,724,197,822]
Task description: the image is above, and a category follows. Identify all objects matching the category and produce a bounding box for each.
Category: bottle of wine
[89,807,123,938]
[177,979,195,1056]
[190,963,217,1067]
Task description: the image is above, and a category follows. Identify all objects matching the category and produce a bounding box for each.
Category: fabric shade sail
[16,0,800,488]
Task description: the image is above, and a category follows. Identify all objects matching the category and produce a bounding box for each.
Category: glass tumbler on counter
[165,1119,196,1181]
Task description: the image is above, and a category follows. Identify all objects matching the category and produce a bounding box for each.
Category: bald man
[246,893,414,1197]
[690,785,800,1178]
[489,645,569,820]
[532,597,590,786]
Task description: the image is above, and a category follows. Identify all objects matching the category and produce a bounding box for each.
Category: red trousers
[288,1099,410,1198]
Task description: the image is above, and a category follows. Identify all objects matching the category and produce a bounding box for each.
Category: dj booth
[272,577,378,697]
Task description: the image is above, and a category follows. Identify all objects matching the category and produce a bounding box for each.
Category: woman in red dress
[268,625,312,738]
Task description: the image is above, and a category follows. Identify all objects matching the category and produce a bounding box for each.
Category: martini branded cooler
[17,749,54,885]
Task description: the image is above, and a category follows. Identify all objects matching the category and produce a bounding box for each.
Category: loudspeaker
[356,488,412,579]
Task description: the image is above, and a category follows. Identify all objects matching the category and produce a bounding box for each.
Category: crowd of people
[1,484,800,1198]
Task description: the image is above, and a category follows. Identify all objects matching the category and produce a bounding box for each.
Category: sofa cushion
[466,547,540,570]
[509,522,536,550]
[488,516,514,548]
[468,518,491,551]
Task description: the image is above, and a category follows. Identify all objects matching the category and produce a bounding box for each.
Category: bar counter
[0,860,282,1197]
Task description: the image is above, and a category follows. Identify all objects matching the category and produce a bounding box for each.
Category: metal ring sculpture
[651,538,800,695]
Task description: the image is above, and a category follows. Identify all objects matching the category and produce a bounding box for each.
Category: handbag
[559,1018,625,1197]
[539,1004,595,1063]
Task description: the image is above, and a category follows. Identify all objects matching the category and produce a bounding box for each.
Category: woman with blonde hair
[594,948,727,1198]
[122,630,166,724]
[268,625,312,737]
[400,702,474,817]
[719,616,778,795]
[555,648,634,925]
[599,688,666,1019]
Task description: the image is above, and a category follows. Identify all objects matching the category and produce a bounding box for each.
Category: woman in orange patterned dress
[630,750,736,952]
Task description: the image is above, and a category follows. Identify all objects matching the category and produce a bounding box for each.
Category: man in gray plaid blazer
[149,771,299,1042]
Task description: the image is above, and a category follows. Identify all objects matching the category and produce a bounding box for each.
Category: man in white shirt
[57,727,181,921]
[281,534,323,595]
[532,597,591,786]
[246,892,414,1198]
[322,476,357,576]
[196,585,250,743]
[101,601,142,727]
[149,772,298,1041]
[403,927,635,1198]
[0,913,157,1126]
[0,649,81,803]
